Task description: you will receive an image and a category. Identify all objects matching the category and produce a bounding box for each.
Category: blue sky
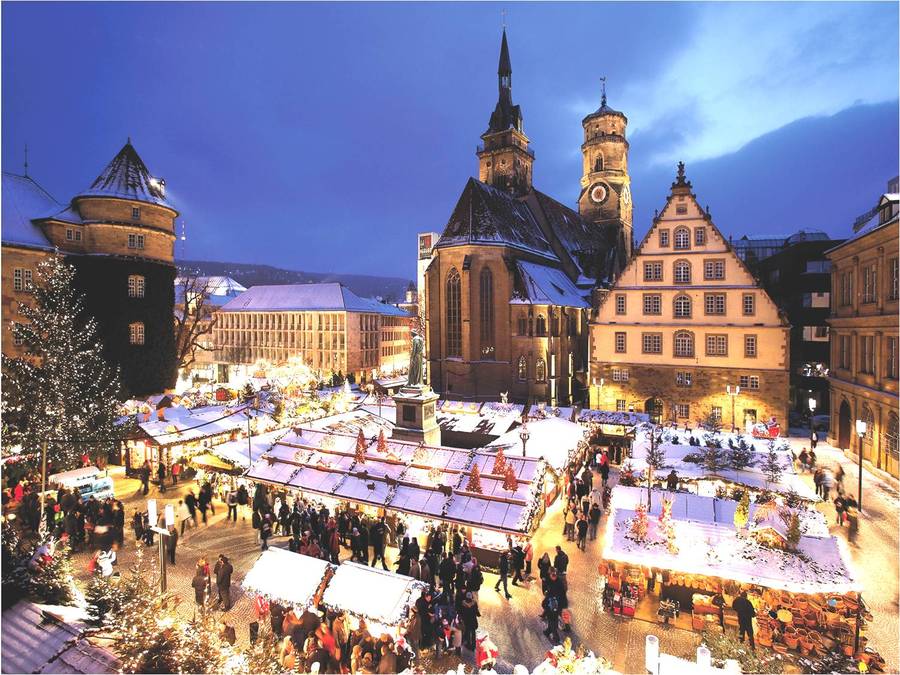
[3,2,898,278]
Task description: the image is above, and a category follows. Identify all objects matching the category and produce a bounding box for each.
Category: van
[47,467,115,501]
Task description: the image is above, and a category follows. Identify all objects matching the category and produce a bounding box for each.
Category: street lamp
[808,397,817,415]
[855,419,867,513]
[519,417,531,458]
[726,385,741,432]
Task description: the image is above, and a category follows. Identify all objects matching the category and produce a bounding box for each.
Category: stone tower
[577,84,633,259]
[476,29,534,197]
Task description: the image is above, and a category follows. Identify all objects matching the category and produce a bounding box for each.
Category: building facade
[212,283,411,383]
[425,30,627,404]
[827,186,899,478]
[589,164,791,429]
[756,234,843,416]
[2,141,178,396]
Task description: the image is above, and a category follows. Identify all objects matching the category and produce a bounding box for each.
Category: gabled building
[589,164,790,430]
[425,30,629,404]
[2,141,178,396]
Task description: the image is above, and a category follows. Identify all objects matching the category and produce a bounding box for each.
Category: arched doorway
[838,399,852,450]
[644,397,663,424]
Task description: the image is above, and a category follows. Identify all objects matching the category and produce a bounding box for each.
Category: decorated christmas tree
[492,447,508,476]
[630,502,648,542]
[728,442,756,471]
[1,255,122,471]
[242,380,257,403]
[377,429,388,454]
[503,464,518,491]
[733,491,751,530]
[466,464,483,493]
[355,428,367,464]
[658,498,678,554]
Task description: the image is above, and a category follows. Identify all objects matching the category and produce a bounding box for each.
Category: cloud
[598,3,898,167]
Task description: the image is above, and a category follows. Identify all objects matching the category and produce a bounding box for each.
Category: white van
[47,467,115,501]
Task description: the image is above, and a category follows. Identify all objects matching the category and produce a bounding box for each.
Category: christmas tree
[492,447,508,476]
[659,498,678,553]
[630,502,648,542]
[1,255,123,471]
[733,491,751,530]
[466,464,483,493]
[377,429,388,454]
[355,428,367,463]
[503,464,518,491]
[786,513,801,551]
[85,574,125,626]
[760,448,783,488]
[645,435,666,507]
[727,442,756,471]
[702,445,728,476]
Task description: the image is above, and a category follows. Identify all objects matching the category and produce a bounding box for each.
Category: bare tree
[174,274,217,377]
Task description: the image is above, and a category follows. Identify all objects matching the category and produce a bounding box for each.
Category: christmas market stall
[245,427,554,567]
[487,416,586,474]
[578,409,648,463]
[598,487,872,667]
[241,547,333,611]
[435,400,524,449]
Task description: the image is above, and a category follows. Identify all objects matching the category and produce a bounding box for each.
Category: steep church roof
[76,140,174,208]
[1,172,56,250]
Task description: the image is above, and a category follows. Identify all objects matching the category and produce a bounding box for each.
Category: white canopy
[487,417,585,472]
[241,548,332,608]
[209,428,289,469]
[322,561,426,627]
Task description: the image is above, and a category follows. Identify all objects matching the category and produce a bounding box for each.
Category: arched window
[446,268,461,357]
[861,406,875,447]
[535,358,547,382]
[673,294,692,319]
[594,155,603,172]
[480,268,495,359]
[886,413,898,460]
[674,227,691,250]
[129,322,145,345]
[517,313,527,336]
[550,309,560,337]
[517,355,528,381]
[536,315,547,336]
[128,275,145,298]
[673,260,691,284]
[674,330,694,357]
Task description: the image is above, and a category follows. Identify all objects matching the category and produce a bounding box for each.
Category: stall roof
[487,417,584,472]
[241,548,332,609]
[578,409,649,426]
[208,428,290,469]
[322,561,426,627]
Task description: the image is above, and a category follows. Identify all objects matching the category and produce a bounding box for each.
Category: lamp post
[726,385,741,432]
[148,500,173,595]
[855,419,867,513]
[519,417,531,458]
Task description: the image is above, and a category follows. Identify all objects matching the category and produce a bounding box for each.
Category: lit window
[739,375,760,390]
[129,322,145,345]
[744,334,757,358]
[612,368,629,382]
[615,294,626,315]
[674,227,690,250]
[128,234,145,249]
[616,399,627,412]
[888,337,898,380]
[706,334,728,356]
[643,294,662,315]
[13,269,23,292]
[674,261,691,284]
[132,207,141,220]
[673,294,692,318]
[704,260,725,280]
[535,358,547,382]
[642,333,662,354]
[643,262,663,282]
[694,227,706,246]
[704,293,726,315]
[659,230,670,247]
[614,332,626,353]
[517,355,527,381]
[676,371,692,387]
[676,403,690,419]
[446,268,461,357]
[742,294,755,316]
[128,275,146,298]
[673,331,694,357]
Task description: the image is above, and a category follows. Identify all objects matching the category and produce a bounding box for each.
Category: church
[424,29,632,404]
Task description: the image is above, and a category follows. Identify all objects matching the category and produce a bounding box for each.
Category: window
[445,268,461,357]
[128,233,145,249]
[535,358,547,382]
[744,334,757,358]
[132,207,140,220]
[675,204,688,215]
[862,264,877,304]
[839,335,851,369]
[129,322,145,345]
[13,269,23,292]
[675,403,690,419]
[860,335,875,374]
[886,413,899,463]
[673,331,694,357]
[643,294,662,315]
[479,268,495,359]
[612,368,629,382]
[75,230,82,241]
[659,229,670,247]
[694,227,706,246]
[673,294,692,318]
[711,406,723,422]
[674,227,690,250]
[704,260,725,280]
[804,260,831,274]
[66,229,74,240]
[742,294,755,316]
[860,406,874,446]
[890,258,899,301]
[739,375,760,389]
[614,332,626,353]
[642,332,662,354]
[536,315,547,336]
[128,275,145,298]
[676,371,692,387]
[644,262,663,281]
[517,355,527,381]
[704,293,726,315]
[706,334,728,356]
[517,315,527,335]
[673,260,691,284]
[615,294,626,315]
[616,399,627,412]
[839,271,853,306]
[888,336,898,380]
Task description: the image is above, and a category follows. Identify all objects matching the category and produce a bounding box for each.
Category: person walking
[821,469,833,501]
[370,517,389,570]
[598,451,610,487]
[588,502,601,541]
[564,505,576,542]
[511,545,524,585]
[140,461,150,496]
[732,591,756,649]
[810,428,819,450]
[185,491,198,526]
[260,513,273,551]
[834,464,846,496]
[813,468,824,499]
[165,524,178,565]
[542,593,561,644]
[157,462,166,493]
[198,489,210,525]
[523,541,533,577]
[171,460,181,486]
[458,592,480,651]
[178,500,192,536]
[494,551,512,599]
[227,490,238,522]
[575,513,588,551]
[214,554,234,611]
[553,545,569,578]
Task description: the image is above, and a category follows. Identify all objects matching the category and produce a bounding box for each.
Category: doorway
[838,399,852,450]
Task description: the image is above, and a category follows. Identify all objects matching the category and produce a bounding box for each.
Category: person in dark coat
[732,591,756,649]
[185,491,198,525]
[157,462,166,493]
[214,554,234,610]
[165,525,178,565]
[554,546,569,576]
[494,551,512,599]
[458,592,479,650]
[370,517,388,569]
[589,503,602,540]
[270,601,286,637]
[192,569,208,615]
[666,470,679,491]
[408,535,420,561]
[511,545,525,585]
[140,461,150,495]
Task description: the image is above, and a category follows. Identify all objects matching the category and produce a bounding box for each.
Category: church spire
[498,28,512,84]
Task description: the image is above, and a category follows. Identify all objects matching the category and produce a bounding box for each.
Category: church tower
[577,83,633,258]
[476,29,534,197]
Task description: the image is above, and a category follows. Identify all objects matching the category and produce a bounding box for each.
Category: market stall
[241,548,333,610]
[578,409,647,463]
[487,417,586,474]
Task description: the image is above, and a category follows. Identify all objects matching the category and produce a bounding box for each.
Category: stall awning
[190,452,240,474]
[241,548,332,608]
[322,561,426,627]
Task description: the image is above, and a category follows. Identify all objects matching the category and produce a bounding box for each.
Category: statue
[407,329,425,387]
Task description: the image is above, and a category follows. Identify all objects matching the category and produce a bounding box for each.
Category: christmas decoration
[1,255,123,471]
[630,502,648,542]
[760,448,784,488]
[503,464,518,491]
[466,463,483,493]
[412,442,428,464]
[377,429,388,454]
[658,498,679,554]
[492,446,508,476]
[702,444,728,475]
[728,441,756,471]
[427,465,443,484]
[734,490,751,530]
[786,513,802,551]
[355,428,367,464]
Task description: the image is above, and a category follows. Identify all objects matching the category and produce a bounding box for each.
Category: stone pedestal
[391,385,441,446]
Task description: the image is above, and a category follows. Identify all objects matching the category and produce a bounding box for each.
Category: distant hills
[177,259,413,302]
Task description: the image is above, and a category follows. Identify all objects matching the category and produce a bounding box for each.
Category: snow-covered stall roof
[127,404,274,447]
[208,428,290,469]
[603,497,859,595]
[308,409,395,437]
[322,561,426,627]
[241,548,332,608]
[578,409,649,426]
[528,404,577,422]
[437,400,522,436]
[487,417,584,472]
[245,428,548,535]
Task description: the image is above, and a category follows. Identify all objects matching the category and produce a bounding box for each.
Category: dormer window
[132,207,140,220]
[674,227,691,250]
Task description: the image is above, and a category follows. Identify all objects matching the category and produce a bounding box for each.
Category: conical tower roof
[77,140,173,208]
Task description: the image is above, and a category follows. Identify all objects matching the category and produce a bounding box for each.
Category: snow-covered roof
[174,275,247,296]
[241,548,332,608]
[208,428,290,469]
[1,172,56,250]
[307,409,395,437]
[76,141,174,209]
[217,282,409,316]
[322,561,426,627]
[578,409,649,426]
[488,417,584,472]
[126,404,273,447]
[512,261,590,308]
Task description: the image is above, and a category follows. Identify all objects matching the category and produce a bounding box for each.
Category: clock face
[590,183,609,205]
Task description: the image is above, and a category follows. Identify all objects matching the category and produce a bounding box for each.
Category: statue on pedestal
[406,330,425,388]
